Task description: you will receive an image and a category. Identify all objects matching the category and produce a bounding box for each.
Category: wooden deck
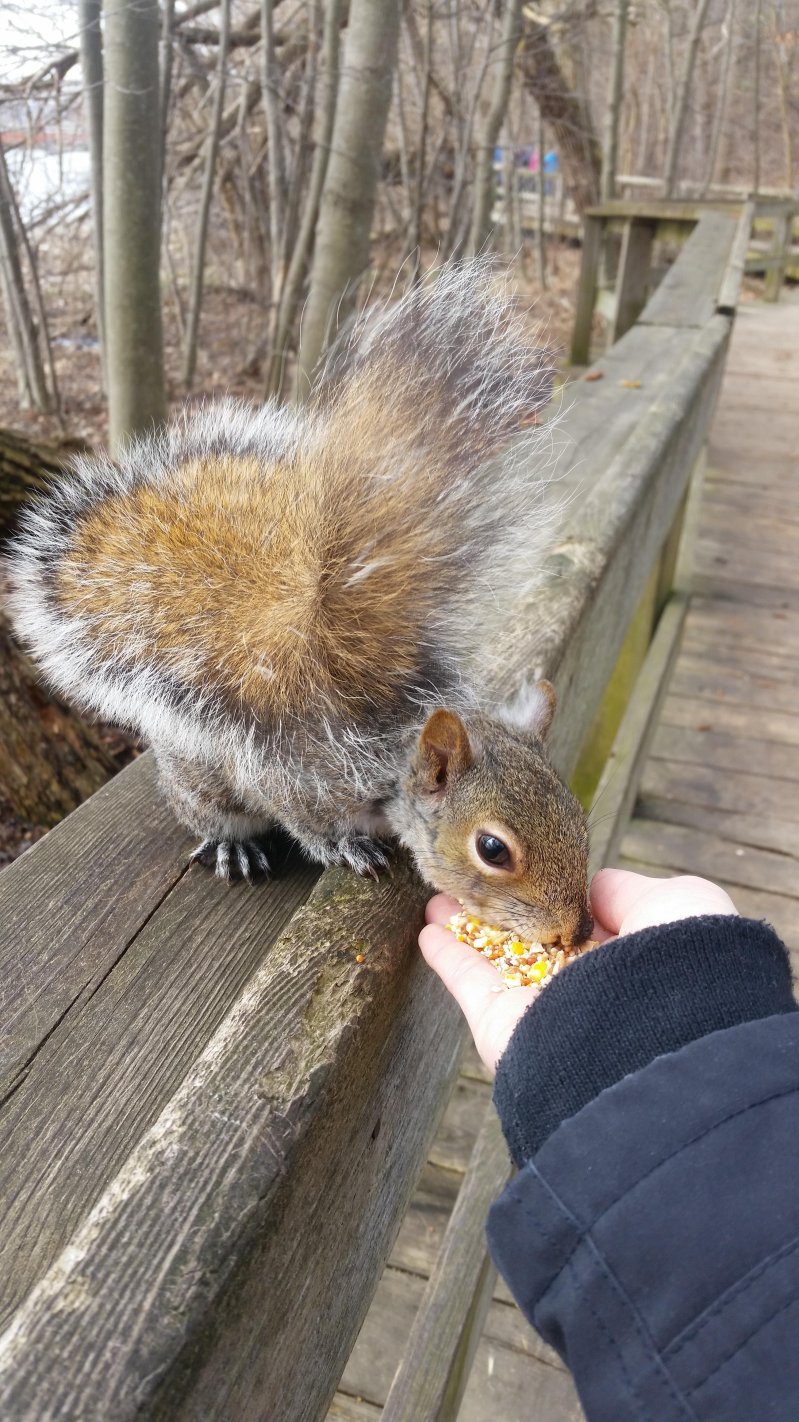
[328,291,799,1421]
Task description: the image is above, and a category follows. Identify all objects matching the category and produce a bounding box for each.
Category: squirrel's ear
[497,679,556,740]
[415,709,474,795]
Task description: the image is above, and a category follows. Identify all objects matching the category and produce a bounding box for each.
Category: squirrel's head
[398,682,592,948]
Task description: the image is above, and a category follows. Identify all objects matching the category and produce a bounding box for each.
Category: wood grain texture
[0,753,192,1096]
[382,1108,511,1422]
[0,852,319,1329]
[339,1269,579,1420]
[0,859,467,1422]
[489,315,731,779]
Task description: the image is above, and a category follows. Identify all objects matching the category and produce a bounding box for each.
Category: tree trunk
[103,0,167,450]
[600,0,629,202]
[469,0,523,255]
[517,16,601,217]
[183,0,231,387]
[261,0,287,304]
[752,0,763,194]
[0,144,51,412]
[79,0,106,387]
[296,0,401,388]
[702,0,736,196]
[662,0,713,197]
[265,0,343,396]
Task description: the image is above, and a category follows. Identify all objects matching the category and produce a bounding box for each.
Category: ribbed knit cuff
[493,916,797,1168]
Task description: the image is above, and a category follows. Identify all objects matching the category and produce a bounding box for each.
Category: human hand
[419,869,738,1074]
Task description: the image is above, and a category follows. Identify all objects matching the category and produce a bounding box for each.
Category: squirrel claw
[334,835,391,878]
[190,838,272,883]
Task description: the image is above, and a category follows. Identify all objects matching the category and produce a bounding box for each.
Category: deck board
[329,293,799,1422]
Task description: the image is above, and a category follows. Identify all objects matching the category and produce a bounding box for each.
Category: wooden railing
[0,203,782,1420]
[570,194,798,365]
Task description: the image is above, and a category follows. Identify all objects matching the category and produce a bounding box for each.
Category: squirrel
[7,261,592,949]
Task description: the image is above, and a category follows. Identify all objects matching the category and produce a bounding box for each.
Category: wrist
[493,915,796,1167]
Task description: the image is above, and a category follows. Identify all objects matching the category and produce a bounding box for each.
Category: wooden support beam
[569,214,602,366]
[609,218,656,344]
[718,203,755,314]
[381,1108,511,1422]
[587,593,689,874]
[638,210,738,328]
[764,208,795,302]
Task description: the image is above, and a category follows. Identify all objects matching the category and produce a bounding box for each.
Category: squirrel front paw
[190,838,272,883]
[313,833,392,879]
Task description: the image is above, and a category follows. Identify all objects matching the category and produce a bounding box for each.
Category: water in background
[6,147,91,223]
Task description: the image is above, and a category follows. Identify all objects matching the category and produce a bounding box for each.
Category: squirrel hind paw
[190,838,272,884]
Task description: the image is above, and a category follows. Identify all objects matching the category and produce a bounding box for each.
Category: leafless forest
[2,0,797,439]
[0,0,798,860]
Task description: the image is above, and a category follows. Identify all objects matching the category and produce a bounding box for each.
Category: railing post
[570,214,602,365]
[764,206,795,301]
[610,217,657,344]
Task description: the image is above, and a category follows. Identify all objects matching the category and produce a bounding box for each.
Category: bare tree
[78,0,105,384]
[702,0,737,195]
[103,0,167,449]
[0,145,52,413]
[752,0,763,192]
[297,0,401,388]
[183,0,232,386]
[600,0,630,202]
[662,0,713,196]
[469,0,523,255]
[517,14,601,215]
[266,0,343,395]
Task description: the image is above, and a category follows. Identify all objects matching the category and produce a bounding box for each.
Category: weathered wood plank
[622,818,799,899]
[569,214,602,366]
[717,203,756,313]
[669,656,799,716]
[639,211,737,327]
[609,219,656,342]
[388,1160,519,1310]
[382,1109,512,1422]
[0,753,192,1096]
[661,694,799,749]
[636,795,799,860]
[0,854,319,1328]
[587,596,687,872]
[0,860,469,1422]
[640,757,799,824]
[427,1076,492,1174]
[339,1268,581,1421]
[493,316,731,780]
[651,719,799,775]
[328,1397,381,1422]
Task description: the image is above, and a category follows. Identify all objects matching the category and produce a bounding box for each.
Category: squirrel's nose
[566,905,594,948]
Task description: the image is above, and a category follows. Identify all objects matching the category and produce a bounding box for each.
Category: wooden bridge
[0,202,796,1420]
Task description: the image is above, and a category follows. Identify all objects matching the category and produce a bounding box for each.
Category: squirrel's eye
[476,833,511,868]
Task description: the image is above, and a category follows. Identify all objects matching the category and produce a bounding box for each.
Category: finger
[419,923,538,1073]
[425,894,461,926]
[419,923,508,1009]
[589,868,664,933]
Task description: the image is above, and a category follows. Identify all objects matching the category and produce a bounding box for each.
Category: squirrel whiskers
[7,259,592,947]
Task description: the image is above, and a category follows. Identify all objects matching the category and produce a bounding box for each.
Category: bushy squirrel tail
[6,260,558,742]
[300,257,557,699]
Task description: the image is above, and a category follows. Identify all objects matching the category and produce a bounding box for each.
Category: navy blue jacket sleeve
[486,917,799,1421]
